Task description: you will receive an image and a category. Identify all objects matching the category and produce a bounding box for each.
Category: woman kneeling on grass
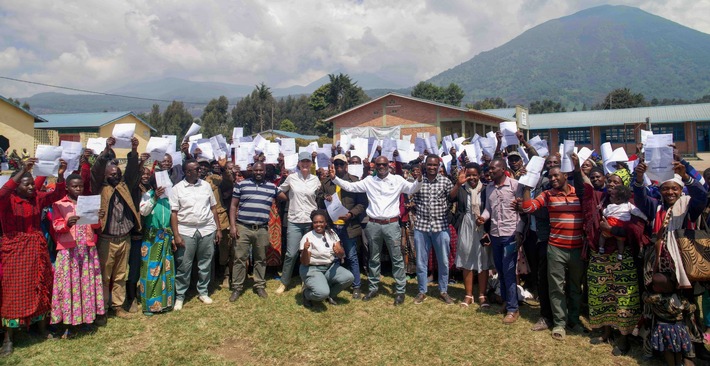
[49,174,106,337]
[299,210,354,308]
[0,158,67,356]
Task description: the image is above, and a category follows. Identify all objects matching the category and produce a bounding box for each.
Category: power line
[0,75,209,105]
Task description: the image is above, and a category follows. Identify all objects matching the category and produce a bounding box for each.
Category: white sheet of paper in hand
[560,140,575,173]
[464,144,480,164]
[499,122,518,147]
[517,146,530,164]
[339,134,351,150]
[146,137,170,162]
[442,135,453,152]
[86,138,107,155]
[518,156,546,188]
[640,129,653,146]
[426,135,438,154]
[307,141,319,153]
[232,127,243,140]
[253,134,267,153]
[479,136,495,159]
[453,137,467,153]
[162,135,177,153]
[36,145,63,161]
[325,194,350,222]
[577,147,594,165]
[188,134,202,143]
[154,170,173,198]
[646,134,673,148]
[209,136,225,160]
[284,153,298,171]
[604,148,629,174]
[60,141,82,172]
[347,164,364,178]
[382,139,397,161]
[441,154,453,174]
[396,139,411,152]
[76,195,101,225]
[280,138,296,156]
[235,145,254,168]
[316,149,331,170]
[414,137,426,154]
[184,123,201,141]
[196,139,214,160]
[645,146,675,183]
[112,123,135,149]
[351,138,368,160]
[265,142,280,164]
[368,140,381,160]
[33,161,59,177]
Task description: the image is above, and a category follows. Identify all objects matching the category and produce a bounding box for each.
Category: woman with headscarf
[573,155,648,356]
[633,160,708,363]
[0,158,67,355]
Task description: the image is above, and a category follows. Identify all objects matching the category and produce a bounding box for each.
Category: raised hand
[303,237,311,250]
[634,162,647,183]
[131,137,139,151]
[57,159,68,176]
[155,186,166,197]
[333,241,345,258]
[673,161,688,180]
[22,157,38,173]
[457,169,466,185]
[328,164,336,179]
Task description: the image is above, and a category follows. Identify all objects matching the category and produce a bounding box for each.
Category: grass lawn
[4,275,665,365]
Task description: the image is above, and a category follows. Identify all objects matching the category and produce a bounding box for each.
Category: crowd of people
[2,128,710,366]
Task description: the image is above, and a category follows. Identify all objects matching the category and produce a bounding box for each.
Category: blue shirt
[232,179,278,225]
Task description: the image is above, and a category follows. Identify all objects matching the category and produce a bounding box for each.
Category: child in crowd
[644,272,693,366]
[599,183,646,260]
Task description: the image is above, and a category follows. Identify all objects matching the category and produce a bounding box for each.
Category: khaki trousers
[98,235,130,310]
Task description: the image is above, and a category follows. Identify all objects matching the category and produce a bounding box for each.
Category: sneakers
[413,293,427,305]
[502,311,519,325]
[275,283,287,294]
[352,288,361,300]
[198,295,213,304]
[531,318,552,331]
[439,293,454,305]
[174,299,184,311]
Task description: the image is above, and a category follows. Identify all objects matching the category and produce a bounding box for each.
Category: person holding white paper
[90,136,143,320]
[0,158,67,354]
[205,158,236,288]
[49,174,106,332]
[330,155,422,306]
[275,151,322,294]
[321,155,368,299]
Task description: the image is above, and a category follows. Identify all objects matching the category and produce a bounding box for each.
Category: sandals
[552,327,566,341]
[478,296,490,309]
[460,295,474,308]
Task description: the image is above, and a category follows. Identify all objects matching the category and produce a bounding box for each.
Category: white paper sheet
[453,137,467,153]
[463,144,481,164]
[414,137,426,154]
[441,154,453,174]
[640,129,653,146]
[528,135,549,157]
[209,136,226,160]
[518,156,546,188]
[347,164,364,178]
[316,148,331,170]
[154,170,173,198]
[576,147,594,165]
[284,153,299,171]
[442,135,453,152]
[426,135,438,154]
[232,127,244,141]
[517,146,530,164]
[36,145,62,161]
[280,138,296,156]
[33,161,59,177]
[235,145,254,168]
[85,138,106,155]
[645,146,675,183]
[112,123,135,149]
[60,141,82,172]
[339,134,352,150]
[368,140,381,160]
[195,139,214,160]
[499,122,518,147]
[351,137,368,160]
[146,137,170,162]
[0,175,9,187]
[325,193,350,222]
[307,142,319,153]
[253,134,267,153]
[382,139,397,161]
[604,147,629,174]
[184,123,201,141]
[76,195,101,225]
[560,140,576,173]
[396,139,411,152]
[161,135,177,153]
[188,134,202,144]
[646,134,673,148]
[265,142,280,164]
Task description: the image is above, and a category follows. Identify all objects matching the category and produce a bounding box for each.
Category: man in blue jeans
[477,158,523,324]
[321,154,368,299]
[411,155,463,305]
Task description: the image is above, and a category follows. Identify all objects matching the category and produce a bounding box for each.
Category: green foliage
[159,101,195,137]
[411,82,464,106]
[467,97,508,110]
[201,96,231,136]
[307,73,370,137]
[6,97,30,110]
[529,99,567,114]
[279,119,297,132]
[594,88,647,110]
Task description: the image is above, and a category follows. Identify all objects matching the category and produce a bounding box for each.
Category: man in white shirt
[330,156,422,306]
[170,159,222,310]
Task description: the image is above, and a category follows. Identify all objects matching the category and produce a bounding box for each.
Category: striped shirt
[233,178,278,225]
[521,186,583,249]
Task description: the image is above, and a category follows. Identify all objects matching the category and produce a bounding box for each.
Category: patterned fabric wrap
[612,168,631,187]
[267,201,283,266]
[650,321,693,353]
[587,248,642,333]
[139,227,175,313]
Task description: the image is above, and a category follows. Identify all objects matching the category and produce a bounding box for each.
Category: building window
[558,128,591,144]
[390,109,397,114]
[652,123,685,141]
[601,126,635,144]
[529,130,550,142]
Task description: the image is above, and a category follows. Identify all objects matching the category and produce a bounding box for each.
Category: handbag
[675,214,710,281]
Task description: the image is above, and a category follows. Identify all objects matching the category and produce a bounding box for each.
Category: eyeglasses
[375,163,388,166]
[323,236,329,248]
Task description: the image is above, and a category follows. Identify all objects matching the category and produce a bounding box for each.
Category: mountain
[427,5,710,108]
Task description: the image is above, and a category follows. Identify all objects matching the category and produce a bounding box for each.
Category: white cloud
[0,0,707,97]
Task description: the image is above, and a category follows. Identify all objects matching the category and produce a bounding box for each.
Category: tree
[6,97,29,110]
[147,104,163,136]
[201,96,230,137]
[467,97,508,110]
[308,73,370,137]
[255,83,274,132]
[161,101,195,138]
[411,81,464,106]
[528,99,566,114]
[595,88,647,110]
[279,119,297,132]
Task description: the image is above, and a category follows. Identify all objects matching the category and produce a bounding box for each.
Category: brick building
[325,93,511,142]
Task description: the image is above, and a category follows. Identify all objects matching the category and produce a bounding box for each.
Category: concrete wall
[0,101,36,156]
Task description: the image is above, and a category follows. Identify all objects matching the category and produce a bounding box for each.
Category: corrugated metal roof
[528,103,710,130]
[480,108,517,120]
[324,92,503,122]
[257,129,320,140]
[0,94,47,122]
[38,111,157,131]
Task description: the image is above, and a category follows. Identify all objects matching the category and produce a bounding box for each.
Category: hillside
[427,5,710,107]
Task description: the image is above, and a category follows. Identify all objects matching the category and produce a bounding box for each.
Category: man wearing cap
[330,155,422,306]
[321,154,368,299]
[275,151,322,294]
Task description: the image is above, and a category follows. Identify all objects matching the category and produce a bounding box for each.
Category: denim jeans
[299,262,354,302]
[414,229,450,294]
[333,225,361,289]
[365,221,406,294]
[175,230,215,300]
[491,235,518,313]
[281,222,312,286]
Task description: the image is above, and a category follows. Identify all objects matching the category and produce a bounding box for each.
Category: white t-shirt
[299,230,340,266]
[603,202,647,223]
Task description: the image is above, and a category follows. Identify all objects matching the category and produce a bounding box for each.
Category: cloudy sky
[1,0,708,97]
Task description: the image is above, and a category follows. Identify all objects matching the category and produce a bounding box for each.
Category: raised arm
[632,162,658,220]
[123,138,143,191]
[91,138,115,194]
